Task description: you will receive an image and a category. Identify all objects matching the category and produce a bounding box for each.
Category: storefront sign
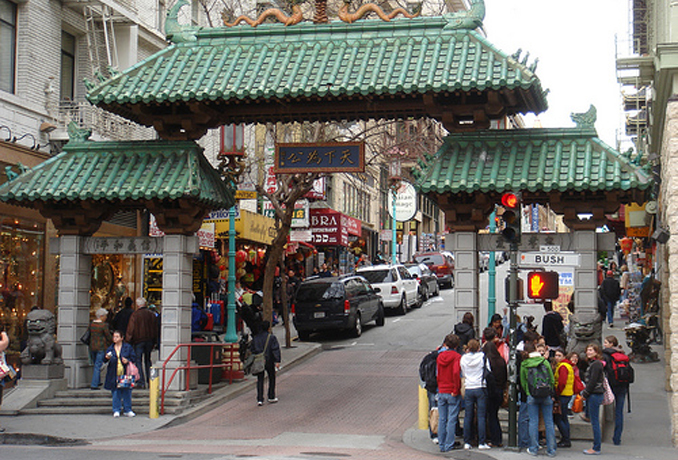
[305,177,326,200]
[343,214,361,236]
[198,222,215,248]
[290,229,313,242]
[275,142,365,173]
[387,181,417,222]
[310,208,348,246]
[206,209,276,245]
[82,237,164,254]
[235,190,257,200]
[291,200,309,228]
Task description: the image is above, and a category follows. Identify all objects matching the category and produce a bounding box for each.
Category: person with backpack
[602,335,634,446]
[520,341,557,457]
[453,312,475,352]
[419,344,441,444]
[460,339,491,451]
[581,343,606,455]
[436,333,463,452]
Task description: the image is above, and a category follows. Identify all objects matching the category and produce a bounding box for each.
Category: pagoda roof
[86,15,548,139]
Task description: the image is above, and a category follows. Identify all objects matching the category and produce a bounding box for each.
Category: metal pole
[507,241,519,448]
[488,208,497,318]
[392,187,397,265]
[224,205,238,343]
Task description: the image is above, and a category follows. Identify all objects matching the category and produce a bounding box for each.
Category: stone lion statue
[21,309,63,365]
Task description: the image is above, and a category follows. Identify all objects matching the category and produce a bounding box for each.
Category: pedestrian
[600,270,621,327]
[125,297,158,389]
[482,328,507,448]
[112,296,134,336]
[0,326,10,432]
[553,348,575,448]
[460,339,491,450]
[602,335,632,445]
[453,312,475,352]
[581,343,606,455]
[318,263,332,278]
[520,341,557,457]
[88,308,112,390]
[103,330,137,417]
[250,320,281,406]
[541,302,564,357]
[436,333,463,452]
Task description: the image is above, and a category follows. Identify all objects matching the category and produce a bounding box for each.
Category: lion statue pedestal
[20,309,65,380]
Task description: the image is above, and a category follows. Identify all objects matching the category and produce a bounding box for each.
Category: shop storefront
[308,208,361,274]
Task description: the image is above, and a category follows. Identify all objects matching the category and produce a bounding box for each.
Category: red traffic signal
[527,271,559,300]
[501,192,520,209]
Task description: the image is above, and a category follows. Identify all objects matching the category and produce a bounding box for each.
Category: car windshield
[414,254,444,266]
[406,265,422,276]
[358,269,393,284]
[295,282,344,301]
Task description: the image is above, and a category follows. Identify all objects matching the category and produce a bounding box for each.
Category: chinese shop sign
[274,143,365,173]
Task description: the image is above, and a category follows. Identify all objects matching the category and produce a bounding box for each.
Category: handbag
[0,351,16,380]
[117,374,135,388]
[246,333,270,375]
[552,398,562,415]
[602,375,615,406]
[572,394,584,413]
[501,387,509,408]
[429,407,439,435]
[127,361,141,380]
[80,327,91,346]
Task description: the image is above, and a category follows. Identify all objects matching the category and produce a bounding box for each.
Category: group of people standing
[426,310,633,457]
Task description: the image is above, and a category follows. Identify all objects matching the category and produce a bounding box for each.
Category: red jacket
[437,349,462,395]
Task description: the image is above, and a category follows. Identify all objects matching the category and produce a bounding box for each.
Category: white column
[57,235,92,388]
[573,230,598,314]
[159,234,198,390]
[448,232,479,326]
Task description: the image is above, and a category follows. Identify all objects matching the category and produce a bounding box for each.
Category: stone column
[57,235,92,388]
[573,230,598,314]
[159,234,198,390]
[448,232,479,326]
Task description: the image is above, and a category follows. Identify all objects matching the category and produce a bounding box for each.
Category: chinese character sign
[275,143,365,173]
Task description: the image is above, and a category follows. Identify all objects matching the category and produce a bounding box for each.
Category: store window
[0,215,44,354]
[0,0,17,94]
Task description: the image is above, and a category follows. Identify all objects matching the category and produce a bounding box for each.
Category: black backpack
[607,351,634,386]
[527,360,552,398]
[419,350,438,392]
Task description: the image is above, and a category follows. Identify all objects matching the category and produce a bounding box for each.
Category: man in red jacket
[436,333,462,452]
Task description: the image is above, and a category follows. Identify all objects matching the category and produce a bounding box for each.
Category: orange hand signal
[529,274,544,297]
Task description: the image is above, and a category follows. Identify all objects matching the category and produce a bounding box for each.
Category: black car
[292,275,385,340]
[405,262,440,303]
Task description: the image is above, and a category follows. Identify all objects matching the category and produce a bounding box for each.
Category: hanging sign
[274,142,365,173]
[387,181,417,222]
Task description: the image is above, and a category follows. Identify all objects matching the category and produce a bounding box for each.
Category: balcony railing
[55,101,156,142]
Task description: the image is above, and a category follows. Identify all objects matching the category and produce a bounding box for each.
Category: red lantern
[236,250,247,265]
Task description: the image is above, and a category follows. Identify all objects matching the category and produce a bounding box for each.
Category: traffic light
[500,192,521,243]
[526,271,559,300]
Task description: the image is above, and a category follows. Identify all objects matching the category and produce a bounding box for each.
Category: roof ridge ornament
[223,0,305,27]
[166,0,197,43]
[337,0,421,24]
[570,105,597,129]
[66,121,92,143]
[443,0,485,30]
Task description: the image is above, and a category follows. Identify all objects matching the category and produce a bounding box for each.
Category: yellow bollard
[149,367,159,419]
[418,385,429,430]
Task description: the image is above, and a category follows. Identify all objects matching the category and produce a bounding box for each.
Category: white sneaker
[113,412,120,418]
[478,443,491,450]
[124,411,136,417]
[432,437,439,445]
[268,398,279,403]
[464,443,472,450]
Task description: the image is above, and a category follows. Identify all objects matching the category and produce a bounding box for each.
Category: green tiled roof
[0,139,234,209]
[86,16,547,130]
[415,128,652,196]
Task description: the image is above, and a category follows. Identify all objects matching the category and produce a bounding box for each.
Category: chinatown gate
[0,0,651,395]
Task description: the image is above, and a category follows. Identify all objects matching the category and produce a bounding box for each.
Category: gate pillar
[447,232,479,327]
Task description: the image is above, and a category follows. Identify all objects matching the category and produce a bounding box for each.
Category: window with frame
[0,0,16,94]
[60,31,76,101]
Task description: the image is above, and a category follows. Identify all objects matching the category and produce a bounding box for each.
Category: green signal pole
[224,205,238,343]
[488,208,497,318]
[392,186,397,264]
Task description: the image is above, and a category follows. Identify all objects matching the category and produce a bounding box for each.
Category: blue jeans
[587,392,604,452]
[464,388,487,445]
[111,387,132,414]
[527,395,556,456]
[438,393,461,452]
[555,395,572,443]
[427,390,437,439]
[612,386,627,445]
[90,350,105,388]
[133,340,154,387]
[606,300,615,324]
[518,400,530,448]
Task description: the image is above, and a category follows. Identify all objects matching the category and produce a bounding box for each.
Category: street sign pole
[224,205,238,343]
[392,187,397,265]
[507,240,519,449]
[488,208,497,318]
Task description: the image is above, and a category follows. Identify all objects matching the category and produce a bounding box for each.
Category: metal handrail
[159,342,238,415]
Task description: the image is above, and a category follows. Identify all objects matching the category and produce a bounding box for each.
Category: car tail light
[391,286,399,295]
[344,299,350,314]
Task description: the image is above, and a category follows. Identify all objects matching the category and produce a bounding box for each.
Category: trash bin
[191,331,223,385]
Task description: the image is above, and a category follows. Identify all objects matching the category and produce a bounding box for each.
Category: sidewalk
[0,325,321,444]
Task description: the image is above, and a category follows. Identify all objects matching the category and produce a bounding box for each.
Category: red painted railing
[160,342,239,415]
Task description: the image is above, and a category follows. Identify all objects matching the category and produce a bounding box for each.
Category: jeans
[111,387,132,414]
[554,394,573,442]
[463,388,487,445]
[90,350,105,388]
[427,390,437,439]
[133,340,154,387]
[612,386,627,445]
[437,393,461,452]
[256,362,276,402]
[527,395,556,456]
[486,391,503,445]
[587,392,604,452]
[518,400,530,448]
[606,300,616,324]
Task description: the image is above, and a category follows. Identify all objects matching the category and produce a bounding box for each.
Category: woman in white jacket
[460,339,491,450]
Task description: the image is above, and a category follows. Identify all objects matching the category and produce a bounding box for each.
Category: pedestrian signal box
[527,271,559,300]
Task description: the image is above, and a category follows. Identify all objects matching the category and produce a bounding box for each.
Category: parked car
[413,251,455,289]
[405,262,440,302]
[356,264,419,315]
[292,275,385,341]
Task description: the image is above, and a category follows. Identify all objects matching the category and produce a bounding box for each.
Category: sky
[482,0,630,148]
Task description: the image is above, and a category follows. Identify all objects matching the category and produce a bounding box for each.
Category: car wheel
[375,304,385,326]
[297,330,311,341]
[396,295,407,315]
[351,313,362,337]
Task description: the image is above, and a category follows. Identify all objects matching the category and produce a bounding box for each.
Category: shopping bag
[117,374,135,389]
[572,394,584,413]
[429,407,439,435]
